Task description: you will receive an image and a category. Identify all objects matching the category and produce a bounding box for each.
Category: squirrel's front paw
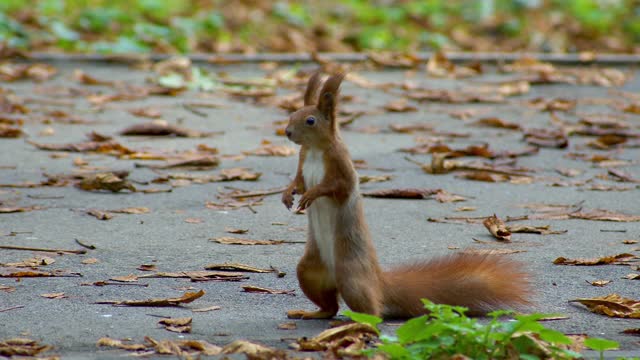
[297,192,316,211]
[281,190,295,210]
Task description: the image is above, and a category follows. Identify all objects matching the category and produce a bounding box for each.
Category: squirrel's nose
[285,129,292,138]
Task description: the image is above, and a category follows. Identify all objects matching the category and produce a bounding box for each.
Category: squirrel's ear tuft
[304,71,323,106]
[317,72,346,122]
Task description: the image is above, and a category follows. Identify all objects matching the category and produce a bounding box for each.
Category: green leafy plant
[345,300,620,359]
[584,337,619,360]
[1,0,639,53]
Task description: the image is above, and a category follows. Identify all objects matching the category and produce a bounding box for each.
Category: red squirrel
[281,72,530,319]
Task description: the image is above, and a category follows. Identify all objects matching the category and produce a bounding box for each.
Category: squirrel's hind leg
[336,257,384,317]
[288,248,339,320]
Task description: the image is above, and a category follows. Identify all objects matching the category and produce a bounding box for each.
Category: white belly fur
[302,149,337,280]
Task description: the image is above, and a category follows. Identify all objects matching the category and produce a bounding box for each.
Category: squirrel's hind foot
[287,309,336,320]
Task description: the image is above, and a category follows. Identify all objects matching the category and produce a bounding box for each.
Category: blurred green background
[1,0,638,54]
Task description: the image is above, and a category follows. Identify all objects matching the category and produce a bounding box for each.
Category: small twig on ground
[75,238,97,250]
[0,305,25,313]
[225,186,287,199]
[0,245,87,254]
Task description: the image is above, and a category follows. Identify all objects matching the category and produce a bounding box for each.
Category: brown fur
[283,73,531,319]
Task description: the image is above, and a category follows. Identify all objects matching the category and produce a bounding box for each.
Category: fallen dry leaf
[128,107,162,119]
[384,98,417,112]
[425,52,481,78]
[221,340,283,358]
[528,97,577,112]
[109,207,150,214]
[569,293,640,318]
[483,214,512,242]
[96,337,148,351]
[216,167,261,181]
[278,322,297,330]
[120,121,212,138]
[77,173,136,193]
[506,225,567,235]
[138,271,247,282]
[3,256,55,267]
[462,248,527,255]
[524,128,568,148]
[0,62,57,82]
[622,328,640,335]
[159,317,192,333]
[205,263,273,273]
[137,264,157,271]
[0,267,81,278]
[86,209,113,220]
[40,292,66,299]
[455,206,477,212]
[242,285,295,296]
[459,171,509,182]
[359,174,393,184]
[407,88,504,104]
[472,117,521,130]
[0,125,23,138]
[0,285,16,293]
[553,253,637,266]
[163,168,261,184]
[185,218,203,224]
[225,227,249,234]
[29,139,133,155]
[623,274,640,280]
[96,289,205,306]
[292,322,378,356]
[72,69,112,86]
[555,167,583,177]
[81,258,99,265]
[111,274,139,282]
[362,188,449,200]
[0,205,42,213]
[388,123,433,133]
[570,209,640,222]
[0,338,53,357]
[608,169,640,183]
[98,335,222,356]
[588,280,612,287]
[192,305,221,313]
[211,237,303,245]
[136,155,220,170]
[243,140,296,157]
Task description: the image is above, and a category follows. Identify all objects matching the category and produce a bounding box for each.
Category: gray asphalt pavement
[1,58,639,359]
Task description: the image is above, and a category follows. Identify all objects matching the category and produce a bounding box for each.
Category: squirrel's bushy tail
[382,253,531,317]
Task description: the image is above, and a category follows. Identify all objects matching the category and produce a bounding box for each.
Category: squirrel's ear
[317,72,345,122]
[303,72,323,106]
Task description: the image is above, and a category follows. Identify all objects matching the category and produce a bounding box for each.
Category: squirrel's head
[285,72,345,148]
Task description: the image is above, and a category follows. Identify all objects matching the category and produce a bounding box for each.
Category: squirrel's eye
[305,116,316,126]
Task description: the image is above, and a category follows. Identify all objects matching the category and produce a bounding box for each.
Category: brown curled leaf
[120,121,212,138]
[506,224,567,235]
[205,263,273,273]
[211,237,303,245]
[569,293,640,318]
[159,317,192,333]
[472,117,521,130]
[77,173,136,193]
[553,253,637,266]
[361,187,467,202]
[86,209,113,220]
[483,214,512,241]
[241,285,295,296]
[0,338,53,357]
[96,290,205,306]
